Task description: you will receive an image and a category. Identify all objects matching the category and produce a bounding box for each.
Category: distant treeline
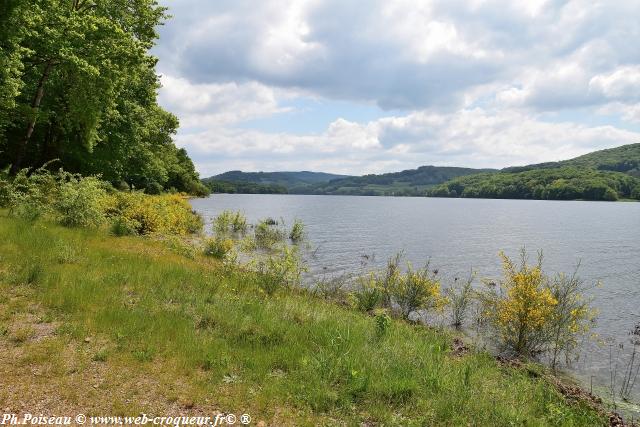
[428,167,640,201]
[204,179,288,194]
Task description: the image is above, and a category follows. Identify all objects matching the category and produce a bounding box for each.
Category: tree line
[428,167,640,201]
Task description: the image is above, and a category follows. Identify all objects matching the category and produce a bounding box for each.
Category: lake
[191,194,640,408]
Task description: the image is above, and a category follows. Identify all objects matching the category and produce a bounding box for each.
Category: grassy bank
[0,215,605,426]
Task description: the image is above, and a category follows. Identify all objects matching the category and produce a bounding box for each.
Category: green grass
[0,215,605,426]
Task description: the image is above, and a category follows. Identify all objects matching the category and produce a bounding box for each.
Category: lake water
[191,194,640,408]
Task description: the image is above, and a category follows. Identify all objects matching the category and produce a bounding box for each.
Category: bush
[203,236,234,259]
[212,210,247,235]
[254,218,286,249]
[446,272,475,329]
[389,263,446,320]
[103,192,202,235]
[54,174,106,227]
[481,250,595,361]
[289,219,305,242]
[145,181,163,195]
[254,245,306,295]
[349,273,384,312]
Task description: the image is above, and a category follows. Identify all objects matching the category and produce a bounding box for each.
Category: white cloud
[158,75,290,128]
[176,108,640,176]
[153,0,640,175]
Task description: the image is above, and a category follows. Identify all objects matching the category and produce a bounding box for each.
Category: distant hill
[207,171,350,188]
[504,143,640,177]
[297,165,496,196]
[430,143,640,201]
[204,166,493,196]
[202,143,640,201]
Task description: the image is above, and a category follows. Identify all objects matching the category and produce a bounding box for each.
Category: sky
[153,0,640,177]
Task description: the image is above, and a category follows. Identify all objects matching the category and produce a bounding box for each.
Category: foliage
[349,273,384,312]
[0,0,207,196]
[390,263,446,319]
[54,174,106,227]
[102,192,203,235]
[212,210,247,235]
[254,245,306,295]
[289,219,305,242]
[446,272,475,329]
[373,309,392,338]
[430,144,640,201]
[547,269,597,370]
[254,218,286,249]
[1,167,105,227]
[203,179,288,194]
[482,250,595,360]
[203,236,234,259]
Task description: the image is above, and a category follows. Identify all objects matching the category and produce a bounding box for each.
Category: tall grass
[0,215,605,426]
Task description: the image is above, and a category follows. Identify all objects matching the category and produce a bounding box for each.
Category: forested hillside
[429,144,640,201]
[0,0,207,195]
[207,166,492,196]
[211,171,349,188]
[505,143,640,176]
[299,165,495,196]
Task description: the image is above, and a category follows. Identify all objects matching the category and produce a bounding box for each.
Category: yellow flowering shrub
[492,251,557,355]
[484,250,596,362]
[390,263,447,320]
[103,192,203,236]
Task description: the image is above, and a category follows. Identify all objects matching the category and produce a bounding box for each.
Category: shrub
[145,181,163,195]
[484,251,557,356]
[254,245,306,295]
[547,269,597,370]
[212,210,248,235]
[110,217,138,236]
[254,218,286,249]
[289,219,305,242]
[231,211,248,233]
[389,263,446,320]
[103,192,202,235]
[349,273,384,312]
[54,174,106,227]
[446,271,475,329]
[203,237,234,259]
[482,250,595,361]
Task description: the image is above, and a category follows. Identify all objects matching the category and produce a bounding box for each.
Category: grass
[0,214,606,426]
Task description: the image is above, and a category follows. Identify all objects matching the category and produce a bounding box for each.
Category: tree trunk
[9,60,54,175]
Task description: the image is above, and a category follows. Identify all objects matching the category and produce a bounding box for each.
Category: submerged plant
[390,262,446,320]
[446,271,475,329]
[289,219,305,242]
[254,218,286,249]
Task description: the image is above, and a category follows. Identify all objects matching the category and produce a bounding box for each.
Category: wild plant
[446,270,475,329]
[289,219,305,242]
[254,245,306,295]
[389,261,446,320]
[547,267,597,371]
[374,309,392,338]
[349,273,384,312]
[203,236,234,259]
[254,218,286,249]
[482,249,596,361]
